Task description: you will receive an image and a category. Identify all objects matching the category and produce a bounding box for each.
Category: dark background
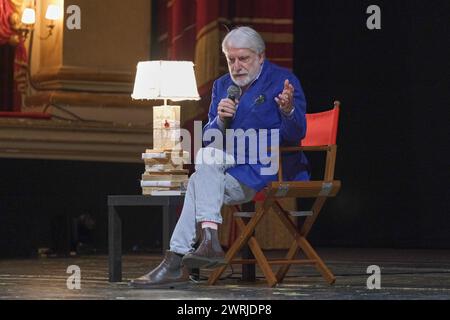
[295,0,449,248]
[0,0,448,258]
[0,45,15,110]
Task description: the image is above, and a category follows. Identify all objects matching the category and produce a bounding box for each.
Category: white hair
[222,26,266,55]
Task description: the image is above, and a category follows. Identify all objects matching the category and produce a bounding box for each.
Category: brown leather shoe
[129,251,190,288]
[182,227,226,269]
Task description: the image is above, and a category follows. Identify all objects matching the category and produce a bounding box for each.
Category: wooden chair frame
[209,103,341,287]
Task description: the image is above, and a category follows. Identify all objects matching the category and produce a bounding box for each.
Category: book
[141,173,188,181]
[145,166,189,174]
[144,163,185,172]
[142,186,181,193]
[147,190,185,196]
[143,158,172,165]
[140,180,183,188]
[144,149,190,158]
[142,150,190,165]
[142,152,167,159]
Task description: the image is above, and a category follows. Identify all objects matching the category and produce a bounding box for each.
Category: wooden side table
[107,195,184,282]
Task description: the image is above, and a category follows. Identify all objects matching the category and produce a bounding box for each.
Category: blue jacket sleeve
[279,75,307,145]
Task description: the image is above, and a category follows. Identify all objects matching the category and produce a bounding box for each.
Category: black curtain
[294,0,450,248]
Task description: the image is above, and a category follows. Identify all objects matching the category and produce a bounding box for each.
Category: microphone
[224,85,242,129]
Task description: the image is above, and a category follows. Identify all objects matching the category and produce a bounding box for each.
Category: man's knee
[194,147,234,171]
[223,186,256,206]
[187,172,197,184]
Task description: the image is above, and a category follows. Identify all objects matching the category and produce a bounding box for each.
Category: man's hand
[275,79,295,114]
[218,98,239,121]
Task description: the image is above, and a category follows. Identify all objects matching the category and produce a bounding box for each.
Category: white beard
[231,74,252,87]
[229,61,262,88]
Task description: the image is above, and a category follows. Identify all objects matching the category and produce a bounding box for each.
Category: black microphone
[224,85,242,129]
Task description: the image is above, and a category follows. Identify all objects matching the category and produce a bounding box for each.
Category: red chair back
[301,103,340,147]
[252,102,340,204]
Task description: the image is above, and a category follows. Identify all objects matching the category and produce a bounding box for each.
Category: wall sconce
[43,4,61,37]
[18,7,35,39]
[18,4,61,41]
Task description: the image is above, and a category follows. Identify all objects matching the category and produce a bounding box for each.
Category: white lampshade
[131,61,200,102]
[45,4,61,20]
[21,8,36,25]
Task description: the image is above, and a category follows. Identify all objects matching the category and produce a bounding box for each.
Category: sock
[201,222,218,230]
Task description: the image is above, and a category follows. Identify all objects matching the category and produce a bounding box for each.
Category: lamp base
[153,105,181,151]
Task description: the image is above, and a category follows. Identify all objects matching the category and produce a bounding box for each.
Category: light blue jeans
[169,147,256,255]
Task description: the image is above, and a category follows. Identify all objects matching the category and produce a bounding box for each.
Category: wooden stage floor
[0,248,449,300]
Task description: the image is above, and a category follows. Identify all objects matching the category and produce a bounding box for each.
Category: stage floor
[0,248,449,300]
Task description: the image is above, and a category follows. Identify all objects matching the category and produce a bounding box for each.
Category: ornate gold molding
[25,91,156,109]
[0,117,153,163]
[33,66,134,82]
[30,66,136,92]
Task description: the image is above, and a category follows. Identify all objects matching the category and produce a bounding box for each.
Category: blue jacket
[203,60,310,191]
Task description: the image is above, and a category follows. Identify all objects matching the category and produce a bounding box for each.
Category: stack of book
[141,149,190,196]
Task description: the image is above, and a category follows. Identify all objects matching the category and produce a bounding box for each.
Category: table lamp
[131,61,200,195]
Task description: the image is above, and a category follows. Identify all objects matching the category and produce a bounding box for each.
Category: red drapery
[155,0,294,122]
[0,0,27,112]
[0,0,17,44]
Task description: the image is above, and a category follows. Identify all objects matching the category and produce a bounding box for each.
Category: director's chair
[209,101,342,287]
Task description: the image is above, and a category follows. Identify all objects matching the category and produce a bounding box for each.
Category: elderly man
[131,26,309,288]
